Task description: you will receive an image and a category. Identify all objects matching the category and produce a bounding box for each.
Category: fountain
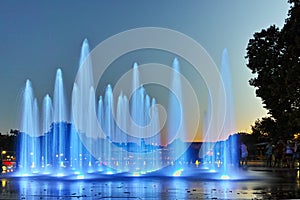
[16,39,239,178]
[199,49,239,178]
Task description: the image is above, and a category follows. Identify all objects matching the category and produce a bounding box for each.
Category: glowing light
[220,175,230,180]
[217,160,221,167]
[77,175,85,179]
[294,133,300,140]
[57,173,64,177]
[1,179,7,188]
[106,171,113,175]
[88,169,94,173]
[173,168,184,177]
[1,151,6,155]
[209,169,216,173]
[132,172,140,176]
[195,160,199,167]
[74,171,81,175]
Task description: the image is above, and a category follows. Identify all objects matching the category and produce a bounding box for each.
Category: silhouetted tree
[246,0,300,139]
[251,117,279,140]
[9,129,20,136]
[0,129,19,151]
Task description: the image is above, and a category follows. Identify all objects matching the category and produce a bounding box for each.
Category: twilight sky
[0,1,289,139]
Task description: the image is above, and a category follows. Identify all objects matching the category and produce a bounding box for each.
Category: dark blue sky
[0,1,289,133]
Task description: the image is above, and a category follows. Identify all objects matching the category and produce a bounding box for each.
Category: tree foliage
[246,0,300,139]
[251,118,277,140]
[0,130,19,151]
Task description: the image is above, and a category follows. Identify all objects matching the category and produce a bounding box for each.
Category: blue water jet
[167,58,187,167]
[42,94,53,170]
[53,68,67,169]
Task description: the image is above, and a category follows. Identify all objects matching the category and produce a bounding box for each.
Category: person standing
[240,142,248,167]
[265,142,273,167]
[293,140,300,167]
[285,140,294,168]
[273,140,285,168]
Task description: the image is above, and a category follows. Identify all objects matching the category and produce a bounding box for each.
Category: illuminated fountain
[17,39,239,179]
[200,49,239,179]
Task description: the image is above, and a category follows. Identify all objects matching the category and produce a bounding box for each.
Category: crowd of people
[263,140,300,168]
[258,140,300,168]
[238,139,300,168]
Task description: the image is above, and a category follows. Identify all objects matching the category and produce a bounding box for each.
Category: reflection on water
[1,173,300,199]
[1,179,6,188]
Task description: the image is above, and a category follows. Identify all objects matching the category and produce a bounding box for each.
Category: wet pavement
[1,167,300,199]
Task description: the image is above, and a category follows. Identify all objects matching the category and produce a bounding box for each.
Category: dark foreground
[1,167,300,199]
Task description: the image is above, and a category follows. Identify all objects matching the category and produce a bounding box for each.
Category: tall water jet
[148,98,161,169]
[219,49,238,170]
[54,69,67,122]
[116,92,124,144]
[70,38,94,172]
[97,96,104,134]
[18,80,38,173]
[121,94,129,170]
[128,63,154,172]
[130,62,143,145]
[70,83,83,172]
[221,50,235,135]
[97,96,104,169]
[86,86,97,168]
[42,94,53,169]
[138,87,148,171]
[53,68,67,168]
[199,49,237,174]
[73,38,94,133]
[32,98,41,170]
[168,58,187,166]
[104,85,114,166]
[116,92,129,171]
